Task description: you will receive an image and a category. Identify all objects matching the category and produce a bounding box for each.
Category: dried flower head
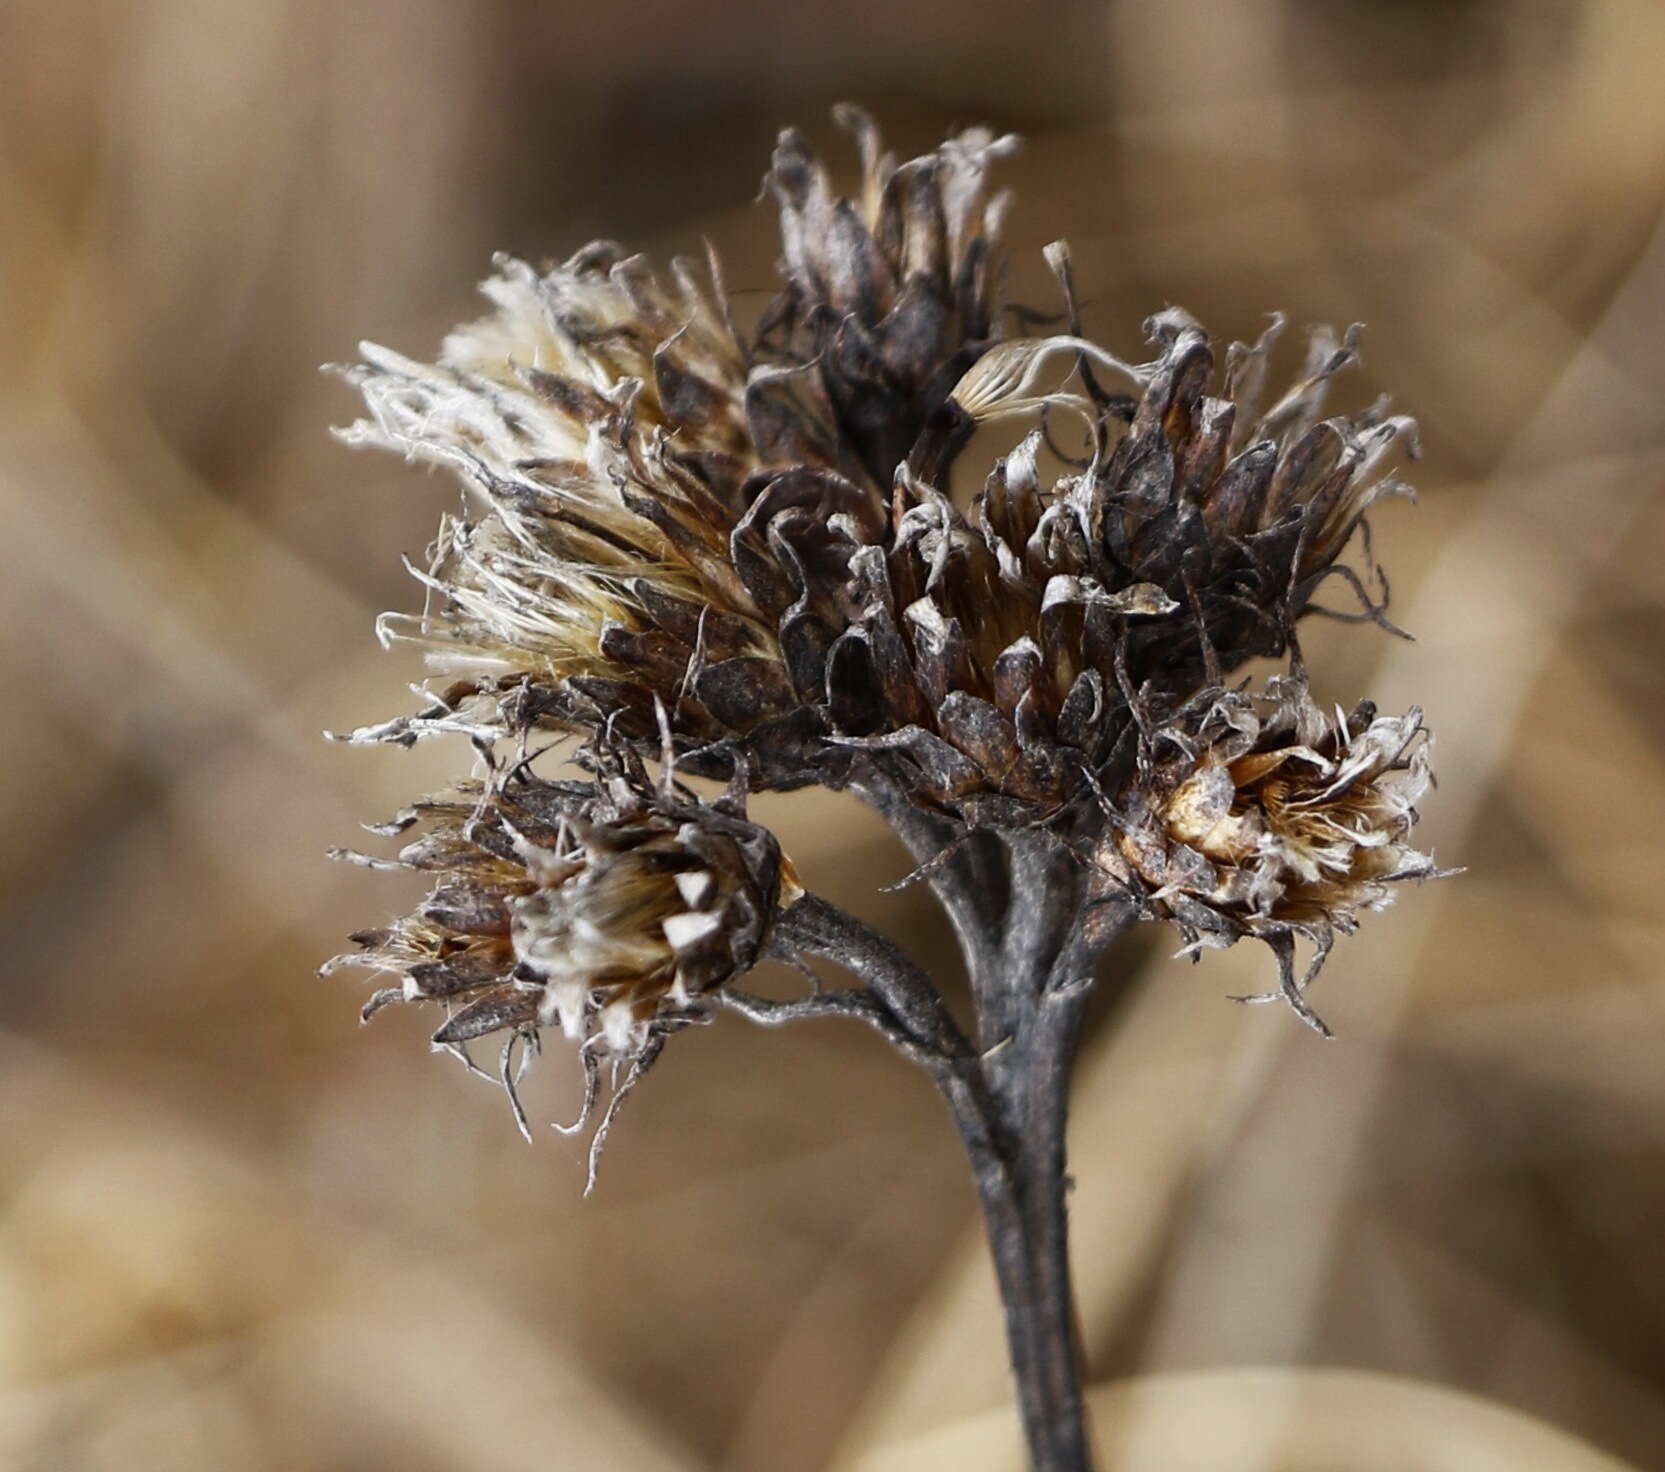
[326,738,794,1158]
[812,302,1418,824]
[1096,676,1444,1032]
[333,242,807,758]
[760,104,1018,484]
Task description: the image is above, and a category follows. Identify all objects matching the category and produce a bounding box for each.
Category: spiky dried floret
[332,242,833,765]
[759,104,1019,485]
[814,307,1417,824]
[1095,676,1443,1032]
[326,747,794,1068]
[1065,307,1417,670]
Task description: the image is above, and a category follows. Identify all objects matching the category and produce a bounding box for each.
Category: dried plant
[325,108,1448,1470]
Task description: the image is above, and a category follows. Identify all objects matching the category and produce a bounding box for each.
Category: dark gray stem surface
[773,790,1135,1472]
[925,982,1095,1469]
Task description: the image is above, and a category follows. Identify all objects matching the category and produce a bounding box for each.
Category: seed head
[333,242,809,758]
[326,744,794,1067]
[1096,676,1445,1031]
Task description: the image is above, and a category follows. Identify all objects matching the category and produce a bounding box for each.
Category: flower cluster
[331,108,1442,1100]
[336,117,1413,822]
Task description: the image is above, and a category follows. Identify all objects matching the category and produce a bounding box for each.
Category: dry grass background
[4,1,1665,1467]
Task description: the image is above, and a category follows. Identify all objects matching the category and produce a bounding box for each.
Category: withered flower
[760,104,1018,484]
[332,111,1019,790]
[328,108,1450,1467]
[818,306,1416,825]
[333,241,810,767]
[326,742,794,1161]
[1097,676,1443,1033]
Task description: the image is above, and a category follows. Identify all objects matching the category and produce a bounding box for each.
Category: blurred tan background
[5,1,1665,1467]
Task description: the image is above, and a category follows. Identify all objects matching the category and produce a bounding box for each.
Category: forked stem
[774,807,1129,1471]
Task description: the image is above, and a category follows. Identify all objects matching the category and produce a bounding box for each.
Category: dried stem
[852,775,1008,987]
[771,891,972,1060]
[770,798,1137,1472]
[939,983,1097,1471]
[720,983,941,1068]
